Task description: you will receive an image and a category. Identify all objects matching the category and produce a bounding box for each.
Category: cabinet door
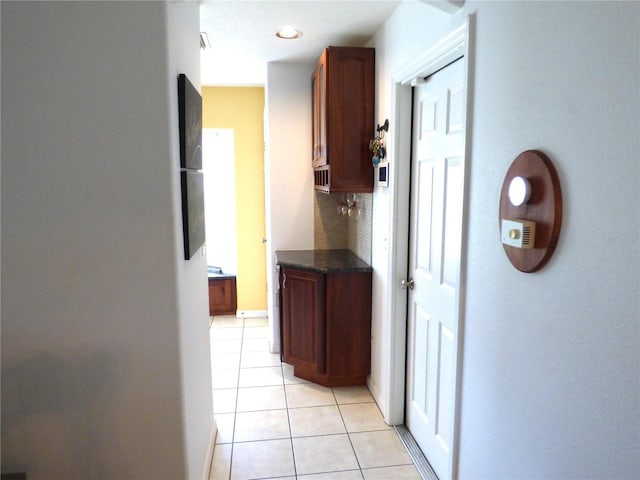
[281,267,325,373]
[311,50,327,168]
[324,271,372,381]
[325,47,374,192]
[208,277,237,316]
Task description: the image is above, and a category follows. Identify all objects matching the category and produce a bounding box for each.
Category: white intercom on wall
[498,150,563,273]
[501,219,536,249]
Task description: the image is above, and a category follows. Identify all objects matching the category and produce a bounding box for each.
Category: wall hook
[376,119,389,139]
[370,119,390,166]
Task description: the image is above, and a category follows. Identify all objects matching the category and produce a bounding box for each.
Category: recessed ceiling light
[276,26,303,39]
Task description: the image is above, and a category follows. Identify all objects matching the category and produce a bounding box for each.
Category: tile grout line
[226,316,245,480]
[333,388,365,478]
[281,359,298,478]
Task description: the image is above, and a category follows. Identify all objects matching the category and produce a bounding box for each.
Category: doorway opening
[203,128,237,275]
[201,87,267,319]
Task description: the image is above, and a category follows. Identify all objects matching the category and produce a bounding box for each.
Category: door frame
[385,16,475,478]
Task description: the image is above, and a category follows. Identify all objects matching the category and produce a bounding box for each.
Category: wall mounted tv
[181,169,206,260]
[178,73,205,260]
[178,73,202,170]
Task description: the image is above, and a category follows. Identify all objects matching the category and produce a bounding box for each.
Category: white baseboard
[202,419,217,480]
[367,375,386,421]
[236,310,268,318]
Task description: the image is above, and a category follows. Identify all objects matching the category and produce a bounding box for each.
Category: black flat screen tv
[178,73,202,170]
[178,73,205,260]
[181,169,206,260]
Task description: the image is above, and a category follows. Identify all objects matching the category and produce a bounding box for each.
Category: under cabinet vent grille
[314,165,330,193]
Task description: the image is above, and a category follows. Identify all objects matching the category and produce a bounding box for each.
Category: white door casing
[405,57,465,480]
[385,19,472,425]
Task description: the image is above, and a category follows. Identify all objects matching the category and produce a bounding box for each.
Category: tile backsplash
[349,193,372,263]
[314,192,372,264]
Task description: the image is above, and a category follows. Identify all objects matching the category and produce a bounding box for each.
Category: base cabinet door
[208,277,237,316]
[324,271,372,383]
[280,266,372,386]
[280,267,325,374]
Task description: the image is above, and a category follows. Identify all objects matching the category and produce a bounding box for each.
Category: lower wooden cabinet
[279,266,372,387]
[208,276,237,316]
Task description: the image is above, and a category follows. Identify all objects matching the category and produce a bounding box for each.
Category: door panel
[435,323,454,450]
[281,267,325,374]
[416,161,435,274]
[411,304,430,413]
[406,57,465,480]
[443,158,463,288]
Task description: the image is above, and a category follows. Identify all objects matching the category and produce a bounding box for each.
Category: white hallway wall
[264,62,315,351]
[1,2,213,479]
[167,3,216,478]
[370,1,639,478]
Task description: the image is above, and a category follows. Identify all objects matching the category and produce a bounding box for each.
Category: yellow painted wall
[203,87,266,311]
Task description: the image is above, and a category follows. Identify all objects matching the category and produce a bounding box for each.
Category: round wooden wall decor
[499,150,562,272]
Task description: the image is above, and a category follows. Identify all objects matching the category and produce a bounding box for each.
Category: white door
[405,58,465,480]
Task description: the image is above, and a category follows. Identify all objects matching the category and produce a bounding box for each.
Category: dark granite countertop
[208,272,236,279]
[275,249,372,273]
[207,266,236,279]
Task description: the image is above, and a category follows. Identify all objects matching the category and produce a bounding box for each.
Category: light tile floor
[209,316,422,480]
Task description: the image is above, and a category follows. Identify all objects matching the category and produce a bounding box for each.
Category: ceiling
[199,0,402,86]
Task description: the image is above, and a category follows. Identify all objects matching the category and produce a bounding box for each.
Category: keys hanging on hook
[371,119,390,166]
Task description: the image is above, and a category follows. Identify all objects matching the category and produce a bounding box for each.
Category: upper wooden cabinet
[311,46,375,193]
